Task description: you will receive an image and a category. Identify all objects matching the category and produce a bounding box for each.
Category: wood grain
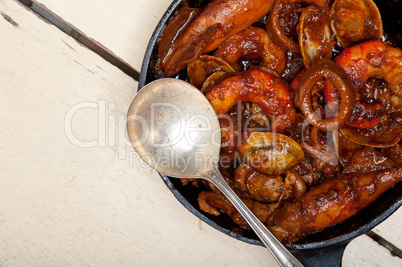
[34,0,173,72]
[0,0,401,266]
[0,0,277,265]
[34,0,402,251]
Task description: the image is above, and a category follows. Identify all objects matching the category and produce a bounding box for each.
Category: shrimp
[157,0,276,77]
[346,102,388,128]
[335,40,402,97]
[213,27,286,74]
[206,69,296,133]
[361,78,402,113]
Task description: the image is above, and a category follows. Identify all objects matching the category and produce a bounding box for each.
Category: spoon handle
[205,167,304,267]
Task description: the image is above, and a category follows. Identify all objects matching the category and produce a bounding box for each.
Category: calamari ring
[213,27,286,74]
[266,0,300,53]
[266,0,329,53]
[299,59,355,130]
[206,69,296,133]
[335,40,402,97]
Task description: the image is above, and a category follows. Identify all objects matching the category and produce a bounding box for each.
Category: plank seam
[366,231,402,259]
[16,0,140,81]
[12,0,402,259]
[1,12,19,26]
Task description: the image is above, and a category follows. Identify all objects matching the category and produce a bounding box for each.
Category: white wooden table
[0,0,401,266]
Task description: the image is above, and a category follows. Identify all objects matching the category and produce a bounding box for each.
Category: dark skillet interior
[139,0,402,250]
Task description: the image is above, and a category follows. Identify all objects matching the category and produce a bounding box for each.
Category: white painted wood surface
[0,0,401,266]
[0,1,278,266]
[343,235,402,267]
[35,0,402,250]
[34,0,173,71]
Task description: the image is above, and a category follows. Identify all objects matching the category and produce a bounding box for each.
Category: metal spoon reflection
[127,78,303,267]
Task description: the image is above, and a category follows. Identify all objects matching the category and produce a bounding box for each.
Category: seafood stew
[141,0,402,248]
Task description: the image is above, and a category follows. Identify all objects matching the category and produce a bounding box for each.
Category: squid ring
[299,59,355,130]
[266,0,329,53]
[266,0,300,53]
[206,69,296,133]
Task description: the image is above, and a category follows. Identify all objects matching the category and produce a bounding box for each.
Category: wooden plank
[33,0,173,72]
[0,0,401,266]
[34,0,402,254]
[343,235,402,267]
[372,207,402,248]
[0,1,279,266]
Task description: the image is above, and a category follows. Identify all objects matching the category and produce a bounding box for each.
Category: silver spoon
[127,78,303,267]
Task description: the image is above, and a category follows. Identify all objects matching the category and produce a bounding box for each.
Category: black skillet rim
[138,0,402,250]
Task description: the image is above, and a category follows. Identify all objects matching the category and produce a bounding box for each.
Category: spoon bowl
[127,78,220,178]
[127,78,303,267]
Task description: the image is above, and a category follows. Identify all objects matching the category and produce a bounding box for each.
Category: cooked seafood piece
[346,102,388,128]
[198,190,278,228]
[340,117,402,148]
[300,127,340,178]
[299,59,355,130]
[266,0,303,53]
[267,148,402,244]
[157,0,276,77]
[330,0,383,48]
[361,78,402,113]
[382,144,402,165]
[333,130,363,167]
[187,55,234,89]
[335,40,402,97]
[234,163,283,203]
[266,0,329,53]
[342,147,400,174]
[206,69,296,132]
[298,6,334,67]
[243,102,272,128]
[213,27,286,74]
[237,132,304,175]
[200,71,234,95]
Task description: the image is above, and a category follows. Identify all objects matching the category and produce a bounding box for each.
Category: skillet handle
[291,241,349,267]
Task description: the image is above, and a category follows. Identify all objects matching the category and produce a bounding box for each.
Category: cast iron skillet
[138,0,402,265]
